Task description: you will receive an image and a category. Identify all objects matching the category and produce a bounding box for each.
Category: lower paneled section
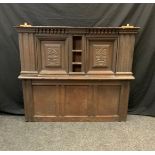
[22,80,130,122]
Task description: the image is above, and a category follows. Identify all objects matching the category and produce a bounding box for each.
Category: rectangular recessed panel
[64,86,88,116]
[95,85,120,115]
[87,39,116,74]
[40,40,68,74]
[90,41,113,70]
[33,86,58,116]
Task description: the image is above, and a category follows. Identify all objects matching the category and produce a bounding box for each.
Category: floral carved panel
[44,44,61,67]
[93,45,110,67]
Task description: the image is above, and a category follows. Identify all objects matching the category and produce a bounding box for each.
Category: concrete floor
[0,115,155,151]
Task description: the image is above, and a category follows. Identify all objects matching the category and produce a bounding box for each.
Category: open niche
[72,36,82,72]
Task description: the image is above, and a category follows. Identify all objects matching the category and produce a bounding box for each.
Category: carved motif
[45,45,61,67]
[93,45,110,67]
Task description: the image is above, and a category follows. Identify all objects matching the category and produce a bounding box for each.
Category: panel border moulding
[86,36,118,75]
[35,34,69,75]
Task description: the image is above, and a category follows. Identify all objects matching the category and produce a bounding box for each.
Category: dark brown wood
[15,25,139,122]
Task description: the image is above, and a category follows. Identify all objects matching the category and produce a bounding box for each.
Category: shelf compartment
[72,64,82,72]
[72,52,82,62]
[73,36,82,50]
[71,36,83,72]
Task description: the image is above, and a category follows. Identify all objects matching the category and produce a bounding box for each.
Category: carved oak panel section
[18,33,36,75]
[94,85,120,115]
[40,40,68,75]
[87,38,116,74]
[93,44,110,67]
[45,44,61,67]
[64,86,89,116]
[33,85,58,116]
[28,80,127,121]
[116,35,135,73]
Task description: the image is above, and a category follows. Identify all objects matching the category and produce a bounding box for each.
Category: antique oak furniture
[15,23,139,122]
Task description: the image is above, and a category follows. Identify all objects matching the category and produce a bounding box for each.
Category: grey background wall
[0,3,155,116]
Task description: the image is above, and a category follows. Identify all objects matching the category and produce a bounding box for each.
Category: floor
[0,115,155,151]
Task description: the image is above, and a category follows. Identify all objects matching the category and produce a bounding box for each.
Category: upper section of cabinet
[15,24,140,80]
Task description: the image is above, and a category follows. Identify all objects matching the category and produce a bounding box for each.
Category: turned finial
[20,22,32,27]
[121,24,134,29]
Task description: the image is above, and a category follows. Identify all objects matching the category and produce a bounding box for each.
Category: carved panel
[87,38,116,74]
[44,44,61,67]
[40,40,68,74]
[93,45,110,67]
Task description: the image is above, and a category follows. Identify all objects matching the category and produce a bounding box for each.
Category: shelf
[72,50,82,52]
[69,72,85,75]
[72,62,82,65]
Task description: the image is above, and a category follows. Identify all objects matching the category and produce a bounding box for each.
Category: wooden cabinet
[15,24,139,122]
